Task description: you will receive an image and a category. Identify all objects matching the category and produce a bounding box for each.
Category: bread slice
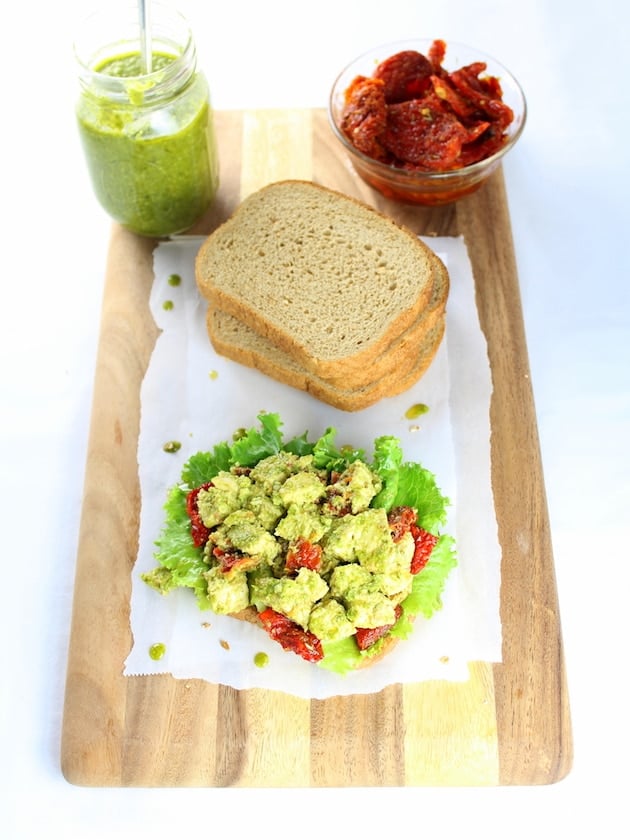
[316,255,449,388]
[206,257,447,394]
[207,306,445,412]
[195,180,441,379]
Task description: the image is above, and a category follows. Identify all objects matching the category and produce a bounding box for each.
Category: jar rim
[74,1,196,101]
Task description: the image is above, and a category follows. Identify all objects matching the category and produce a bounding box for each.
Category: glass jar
[74,2,219,237]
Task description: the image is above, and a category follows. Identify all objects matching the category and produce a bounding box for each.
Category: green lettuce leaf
[370,435,403,510]
[282,430,315,456]
[391,462,451,532]
[312,425,366,472]
[397,534,458,620]
[319,636,366,675]
[182,444,232,488]
[230,411,285,465]
[142,485,211,608]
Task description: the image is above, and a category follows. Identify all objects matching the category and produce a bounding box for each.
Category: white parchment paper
[124,235,502,698]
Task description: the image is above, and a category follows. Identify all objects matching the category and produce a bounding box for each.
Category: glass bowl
[328,39,527,206]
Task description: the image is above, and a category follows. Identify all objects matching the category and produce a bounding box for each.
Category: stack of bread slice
[195,180,449,412]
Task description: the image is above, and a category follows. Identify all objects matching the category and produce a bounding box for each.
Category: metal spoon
[138,0,152,74]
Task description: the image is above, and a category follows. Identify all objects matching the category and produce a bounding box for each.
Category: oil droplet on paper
[149,642,166,661]
[208,370,218,380]
[254,651,269,668]
[405,402,429,420]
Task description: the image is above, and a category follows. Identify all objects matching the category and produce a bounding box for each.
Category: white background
[2,0,629,837]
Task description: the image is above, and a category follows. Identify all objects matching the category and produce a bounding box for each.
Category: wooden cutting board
[61,109,572,787]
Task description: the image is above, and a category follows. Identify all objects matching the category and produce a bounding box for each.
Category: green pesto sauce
[95,51,175,78]
[167,273,182,286]
[77,50,219,237]
[162,440,181,453]
[149,642,166,660]
[162,300,174,310]
[254,652,269,668]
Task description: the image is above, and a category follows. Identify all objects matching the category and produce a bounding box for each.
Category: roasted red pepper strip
[355,604,403,651]
[186,483,213,548]
[258,608,324,662]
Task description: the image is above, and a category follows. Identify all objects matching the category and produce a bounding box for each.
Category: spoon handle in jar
[138,0,152,73]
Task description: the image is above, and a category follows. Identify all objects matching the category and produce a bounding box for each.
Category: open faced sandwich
[142,413,457,674]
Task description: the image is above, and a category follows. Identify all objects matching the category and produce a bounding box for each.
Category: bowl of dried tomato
[328,39,526,205]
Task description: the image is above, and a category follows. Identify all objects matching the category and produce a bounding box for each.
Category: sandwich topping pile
[194,180,449,411]
[142,413,457,674]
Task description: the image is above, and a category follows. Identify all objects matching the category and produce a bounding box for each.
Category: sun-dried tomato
[258,608,324,662]
[355,604,403,651]
[410,524,438,574]
[340,40,514,174]
[373,49,433,103]
[449,64,514,128]
[428,39,447,71]
[211,545,255,573]
[387,505,417,542]
[459,124,507,166]
[186,483,213,548]
[430,74,477,120]
[383,97,471,170]
[340,75,389,160]
[462,119,492,143]
[387,507,437,572]
[285,538,323,573]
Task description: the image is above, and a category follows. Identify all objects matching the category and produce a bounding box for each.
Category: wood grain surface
[60,109,573,787]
